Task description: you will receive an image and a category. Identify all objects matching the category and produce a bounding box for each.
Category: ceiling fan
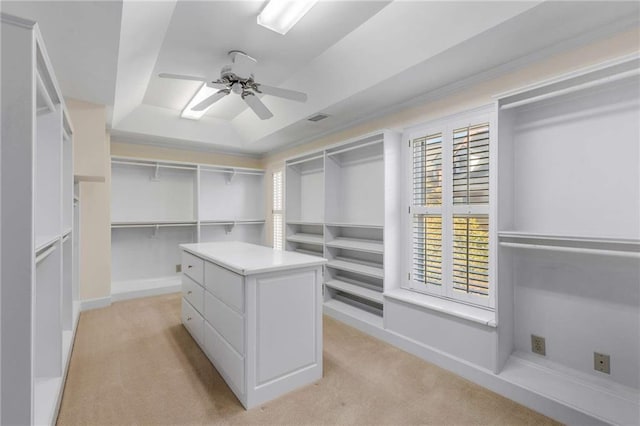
[159,50,307,120]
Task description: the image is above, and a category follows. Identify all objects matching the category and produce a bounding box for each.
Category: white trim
[79,297,112,312]
[111,277,181,302]
[323,306,638,426]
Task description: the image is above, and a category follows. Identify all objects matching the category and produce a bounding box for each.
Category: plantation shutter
[452,123,489,297]
[412,133,443,287]
[272,171,283,250]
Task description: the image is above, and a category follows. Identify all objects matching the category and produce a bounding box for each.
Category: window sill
[384,288,497,327]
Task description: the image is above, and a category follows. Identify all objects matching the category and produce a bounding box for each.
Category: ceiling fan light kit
[163,50,308,121]
[257,0,318,35]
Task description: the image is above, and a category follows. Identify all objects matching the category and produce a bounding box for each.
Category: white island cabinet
[179,241,327,409]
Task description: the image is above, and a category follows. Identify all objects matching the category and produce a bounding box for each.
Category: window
[272,170,283,250]
[407,113,493,308]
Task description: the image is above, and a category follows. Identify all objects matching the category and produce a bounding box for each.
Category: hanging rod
[500,68,640,110]
[327,139,383,157]
[499,241,640,259]
[111,160,197,171]
[36,71,55,114]
[35,244,56,264]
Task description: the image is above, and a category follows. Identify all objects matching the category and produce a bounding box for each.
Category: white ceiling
[3,1,639,155]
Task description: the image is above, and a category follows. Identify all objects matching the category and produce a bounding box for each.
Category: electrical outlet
[594,352,610,374]
[176,264,182,273]
[531,335,546,356]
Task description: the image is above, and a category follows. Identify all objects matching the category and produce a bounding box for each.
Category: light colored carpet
[57,294,558,425]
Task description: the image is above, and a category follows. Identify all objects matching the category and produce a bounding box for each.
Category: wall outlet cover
[176,264,182,273]
[594,352,610,374]
[531,334,546,356]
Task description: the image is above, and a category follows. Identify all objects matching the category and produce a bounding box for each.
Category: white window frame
[272,169,284,250]
[403,106,497,309]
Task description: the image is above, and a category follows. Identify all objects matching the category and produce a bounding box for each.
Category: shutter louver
[272,171,283,250]
[452,215,489,296]
[453,123,489,205]
[412,215,442,286]
[413,133,442,206]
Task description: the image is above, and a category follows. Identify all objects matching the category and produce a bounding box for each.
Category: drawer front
[182,275,204,314]
[204,262,244,313]
[204,291,244,355]
[203,322,244,394]
[182,298,204,345]
[182,251,204,284]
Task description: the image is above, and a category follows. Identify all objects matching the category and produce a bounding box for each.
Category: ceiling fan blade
[255,84,307,102]
[192,90,230,111]
[159,73,208,82]
[243,93,273,120]
[230,52,257,79]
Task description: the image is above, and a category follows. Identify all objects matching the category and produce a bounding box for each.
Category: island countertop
[180,241,327,276]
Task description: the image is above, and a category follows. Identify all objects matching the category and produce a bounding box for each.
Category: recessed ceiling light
[181,83,219,120]
[257,0,318,35]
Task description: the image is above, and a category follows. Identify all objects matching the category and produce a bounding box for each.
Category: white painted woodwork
[494,57,640,424]
[181,274,204,313]
[1,14,77,425]
[284,130,401,326]
[181,242,325,409]
[182,251,204,284]
[110,158,266,298]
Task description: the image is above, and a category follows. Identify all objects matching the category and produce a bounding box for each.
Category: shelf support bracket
[152,224,160,238]
[224,222,235,234]
[225,169,235,185]
[151,163,160,181]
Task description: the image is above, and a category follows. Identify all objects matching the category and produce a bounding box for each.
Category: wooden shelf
[35,234,60,253]
[201,219,265,225]
[324,298,383,327]
[326,222,384,229]
[287,233,324,245]
[325,278,383,304]
[294,248,323,257]
[499,232,640,258]
[286,220,324,226]
[111,220,197,228]
[327,258,384,279]
[326,237,383,254]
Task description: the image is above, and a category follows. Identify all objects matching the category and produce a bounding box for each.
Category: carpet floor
[57,294,558,425]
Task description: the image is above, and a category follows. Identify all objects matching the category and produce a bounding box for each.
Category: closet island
[179,241,326,408]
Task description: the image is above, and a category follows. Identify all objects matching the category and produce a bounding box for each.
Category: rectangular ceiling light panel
[257,0,318,35]
[181,83,218,120]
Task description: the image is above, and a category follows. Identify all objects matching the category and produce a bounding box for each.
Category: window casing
[272,170,283,250]
[406,111,495,308]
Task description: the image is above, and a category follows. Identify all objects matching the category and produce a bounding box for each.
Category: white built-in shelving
[110,157,266,299]
[2,13,78,425]
[284,130,401,326]
[495,54,640,425]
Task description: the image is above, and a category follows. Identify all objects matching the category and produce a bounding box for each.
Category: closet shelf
[499,232,640,258]
[327,258,384,280]
[287,233,324,245]
[111,220,197,228]
[200,219,265,225]
[324,298,383,328]
[326,237,383,254]
[325,278,383,304]
[326,222,384,229]
[286,220,324,226]
[35,234,60,253]
[294,248,323,257]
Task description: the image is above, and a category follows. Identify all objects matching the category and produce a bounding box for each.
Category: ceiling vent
[307,113,329,122]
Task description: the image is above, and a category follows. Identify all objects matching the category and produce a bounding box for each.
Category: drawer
[182,298,203,345]
[182,251,204,284]
[203,322,244,394]
[204,262,244,313]
[204,291,244,355]
[182,275,204,314]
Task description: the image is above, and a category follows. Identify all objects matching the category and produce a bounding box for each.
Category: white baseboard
[79,296,112,312]
[324,305,634,426]
[111,276,181,302]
